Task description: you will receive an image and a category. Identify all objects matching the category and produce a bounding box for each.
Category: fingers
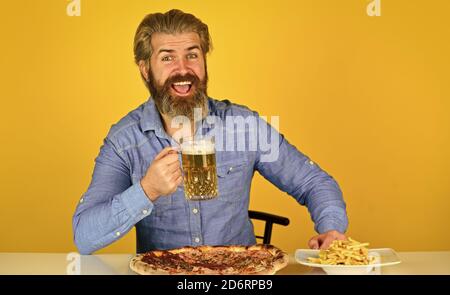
[167,175,183,194]
[337,234,347,241]
[158,153,180,166]
[170,168,182,181]
[308,230,348,250]
[308,237,320,250]
[167,160,181,173]
[167,149,179,155]
[154,146,179,161]
[319,235,336,250]
[154,146,174,160]
[174,175,183,187]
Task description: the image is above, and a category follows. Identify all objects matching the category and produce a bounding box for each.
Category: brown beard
[147,68,209,120]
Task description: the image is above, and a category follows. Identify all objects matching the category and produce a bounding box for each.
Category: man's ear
[138,60,149,81]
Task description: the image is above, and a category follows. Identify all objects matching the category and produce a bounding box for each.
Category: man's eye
[161,56,173,62]
[187,53,198,59]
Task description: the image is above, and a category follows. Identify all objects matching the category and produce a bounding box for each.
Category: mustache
[162,73,200,90]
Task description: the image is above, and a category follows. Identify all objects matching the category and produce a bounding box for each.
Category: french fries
[307,238,375,265]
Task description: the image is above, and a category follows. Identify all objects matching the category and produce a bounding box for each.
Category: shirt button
[192,208,198,214]
[79,198,84,203]
[142,209,148,215]
[309,160,314,166]
[115,231,121,237]
[194,237,200,243]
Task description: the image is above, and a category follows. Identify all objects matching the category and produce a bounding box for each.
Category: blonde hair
[133,9,212,68]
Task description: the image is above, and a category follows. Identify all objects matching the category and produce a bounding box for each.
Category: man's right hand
[140,146,182,202]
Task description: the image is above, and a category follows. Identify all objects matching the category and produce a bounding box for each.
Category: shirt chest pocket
[216,161,248,202]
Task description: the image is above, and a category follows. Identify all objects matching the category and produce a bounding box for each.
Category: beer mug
[180,137,218,201]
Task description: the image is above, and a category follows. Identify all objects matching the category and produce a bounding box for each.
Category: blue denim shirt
[72,98,348,254]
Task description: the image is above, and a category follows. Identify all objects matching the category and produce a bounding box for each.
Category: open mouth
[171,81,193,96]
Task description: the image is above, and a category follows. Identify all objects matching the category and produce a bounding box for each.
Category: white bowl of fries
[295,238,401,275]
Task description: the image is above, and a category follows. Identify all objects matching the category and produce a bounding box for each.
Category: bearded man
[72,9,348,254]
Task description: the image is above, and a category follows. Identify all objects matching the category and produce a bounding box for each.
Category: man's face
[146,32,208,119]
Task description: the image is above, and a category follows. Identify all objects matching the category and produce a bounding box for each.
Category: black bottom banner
[1,275,448,293]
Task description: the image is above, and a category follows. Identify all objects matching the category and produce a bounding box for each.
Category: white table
[0,252,449,275]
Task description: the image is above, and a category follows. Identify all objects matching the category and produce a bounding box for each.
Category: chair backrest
[248,210,290,244]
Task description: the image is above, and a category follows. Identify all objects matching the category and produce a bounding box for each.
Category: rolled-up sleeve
[72,137,153,254]
[253,114,348,234]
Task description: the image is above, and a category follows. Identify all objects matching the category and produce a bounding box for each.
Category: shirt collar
[140,97,162,132]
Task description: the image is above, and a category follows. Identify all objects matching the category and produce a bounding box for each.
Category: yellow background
[0,0,449,254]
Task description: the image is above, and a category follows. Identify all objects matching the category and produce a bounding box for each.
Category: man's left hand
[308,230,346,250]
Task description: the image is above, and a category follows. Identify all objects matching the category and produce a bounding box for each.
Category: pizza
[129,244,289,275]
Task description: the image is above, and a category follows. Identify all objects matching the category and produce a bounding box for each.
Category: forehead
[151,32,202,53]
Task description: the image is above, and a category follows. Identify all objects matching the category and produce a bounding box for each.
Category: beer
[181,139,218,200]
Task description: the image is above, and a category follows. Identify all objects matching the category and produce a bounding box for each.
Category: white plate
[295,248,401,275]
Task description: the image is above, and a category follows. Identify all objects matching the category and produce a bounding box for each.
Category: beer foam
[181,140,215,155]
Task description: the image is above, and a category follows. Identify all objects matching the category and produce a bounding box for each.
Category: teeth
[173,81,192,86]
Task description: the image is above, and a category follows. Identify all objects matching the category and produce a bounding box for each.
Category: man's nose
[174,57,190,75]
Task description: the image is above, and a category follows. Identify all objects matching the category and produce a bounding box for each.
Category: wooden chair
[248,210,290,244]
